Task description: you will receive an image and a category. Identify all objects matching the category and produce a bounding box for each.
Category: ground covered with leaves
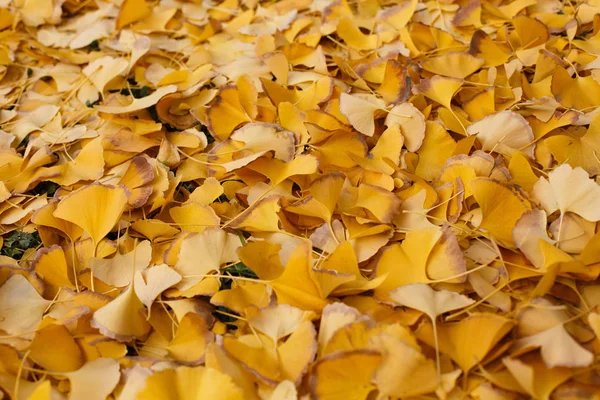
[1,0,600,398]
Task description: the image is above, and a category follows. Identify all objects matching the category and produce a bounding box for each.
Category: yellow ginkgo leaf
[309,350,382,400]
[173,227,241,292]
[210,281,270,314]
[48,137,105,186]
[167,313,214,365]
[169,202,221,233]
[64,358,121,400]
[90,240,152,287]
[248,304,316,343]
[223,320,316,385]
[269,242,329,312]
[533,164,600,224]
[0,275,51,336]
[414,75,463,109]
[285,172,345,222]
[372,334,438,398]
[95,85,178,114]
[31,201,83,241]
[228,196,282,232]
[373,227,466,298]
[237,241,284,281]
[139,366,244,400]
[29,323,83,372]
[117,156,156,208]
[91,286,151,341]
[188,177,223,205]
[508,152,538,193]
[466,111,534,157]
[551,66,600,110]
[116,0,152,29]
[206,84,253,141]
[339,93,385,137]
[513,210,572,270]
[416,313,515,373]
[247,154,319,187]
[205,343,257,399]
[388,283,474,377]
[378,59,411,105]
[26,380,53,400]
[32,245,76,296]
[313,132,368,169]
[317,303,363,354]
[336,18,378,50]
[511,323,593,368]
[502,356,572,400]
[370,125,403,166]
[134,264,182,310]
[415,121,457,181]
[470,178,532,248]
[53,183,129,246]
[420,52,484,79]
[384,102,425,152]
[320,241,386,296]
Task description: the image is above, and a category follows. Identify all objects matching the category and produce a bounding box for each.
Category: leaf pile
[1,0,600,398]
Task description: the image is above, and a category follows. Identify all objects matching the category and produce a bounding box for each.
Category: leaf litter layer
[1,0,600,398]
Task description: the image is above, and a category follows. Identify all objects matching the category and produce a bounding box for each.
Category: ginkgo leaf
[95,86,178,114]
[511,324,593,368]
[169,202,220,233]
[91,286,151,341]
[8,0,600,395]
[174,227,242,291]
[230,123,296,162]
[138,366,244,400]
[317,302,363,354]
[210,280,270,314]
[466,111,534,157]
[389,284,475,322]
[389,283,474,377]
[206,84,253,141]
[470,178,532,248]
[502,356,572,400]
[134,264,182,311]
[545,112,600,176]
[167,313,214,365]
[53,183,129,246]
[373,227,467,298]
[90,240,152,287]
[29,323,83,372]
[248,304,316,343]
[285,172,345,222]
[372,333,438,397]
[533,164,600,223]
[228,196,282,232]
[378,59,411,105]
[32,245,76,295]
[416,313,515,373]
[414,76,463,109]
[551,66,600,110]
[64,358,121,400]
[309,350,382,400]
[269,242,329,312]
[513,210,572,270]
[339,93,385,136]
[31,201,84,241]
[421,52,484,79]
[0,275,50,336]
[116,0,152,29]
[384,102,425,152]
[223,320,316,385]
